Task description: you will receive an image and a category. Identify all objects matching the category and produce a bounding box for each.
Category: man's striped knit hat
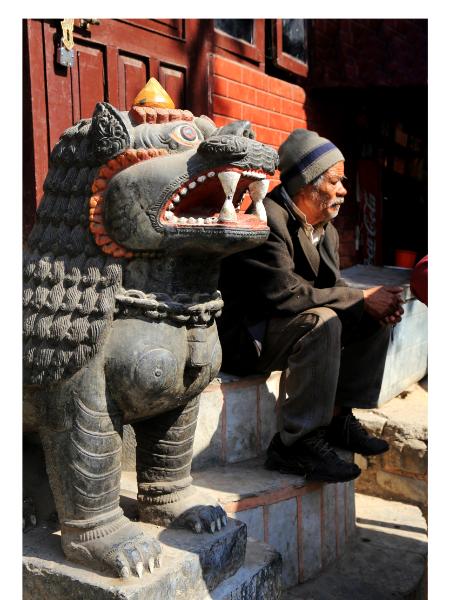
[278,129,345,197]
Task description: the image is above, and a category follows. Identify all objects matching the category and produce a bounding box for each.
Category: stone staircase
[121,461,356,590]
[25,390,426,600]
[121,370,358,592]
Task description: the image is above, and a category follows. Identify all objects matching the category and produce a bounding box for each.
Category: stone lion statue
[23,84,278,579]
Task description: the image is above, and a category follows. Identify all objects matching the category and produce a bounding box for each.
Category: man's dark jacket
[217,184,364,374]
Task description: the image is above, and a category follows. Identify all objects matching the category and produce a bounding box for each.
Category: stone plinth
[23,517,247,600]
[208,539,282,600]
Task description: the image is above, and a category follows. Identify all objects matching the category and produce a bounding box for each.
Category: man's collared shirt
[282,194,325,247]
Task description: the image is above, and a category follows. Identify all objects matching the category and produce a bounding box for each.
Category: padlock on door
[57,19,75,67]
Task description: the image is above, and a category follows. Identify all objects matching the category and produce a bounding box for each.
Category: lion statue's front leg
[134,397,227,533]
[105,318,226,535]
[34,317,226,578]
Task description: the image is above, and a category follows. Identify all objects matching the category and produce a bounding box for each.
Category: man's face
[293,161,347,226]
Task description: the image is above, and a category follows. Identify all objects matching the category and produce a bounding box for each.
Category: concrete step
[122,455,357,590]
[205,538,282,599]
[23,501,247,600]
[192,370,282,469]
[283,492,428,599]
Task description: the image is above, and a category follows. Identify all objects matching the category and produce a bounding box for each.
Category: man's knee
[289,307,342,354]
[306,307,342,337]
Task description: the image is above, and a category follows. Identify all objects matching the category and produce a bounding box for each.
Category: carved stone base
[23,518,247,600]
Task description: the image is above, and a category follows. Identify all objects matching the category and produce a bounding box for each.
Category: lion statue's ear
[193,115,217,140]
[91,102,135,162]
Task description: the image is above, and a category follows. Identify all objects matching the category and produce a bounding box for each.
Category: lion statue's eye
[170,125,199,146]
[179,125,197,141]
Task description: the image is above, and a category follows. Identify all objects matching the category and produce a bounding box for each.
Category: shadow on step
[356,516,427,536]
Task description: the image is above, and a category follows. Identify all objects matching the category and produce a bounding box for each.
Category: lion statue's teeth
[217,170,241,197]
[217,171,240,223]
[249,179,269,223]
[218,199,237,223]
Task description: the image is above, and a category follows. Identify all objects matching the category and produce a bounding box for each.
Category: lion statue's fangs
[23,99,278,578]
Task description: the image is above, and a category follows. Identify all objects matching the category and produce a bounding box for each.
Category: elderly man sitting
[218,129,404,483]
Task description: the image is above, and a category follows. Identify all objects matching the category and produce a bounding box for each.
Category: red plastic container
[395,249,417,268]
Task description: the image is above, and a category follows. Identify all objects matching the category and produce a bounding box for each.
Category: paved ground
[283,493,428,599]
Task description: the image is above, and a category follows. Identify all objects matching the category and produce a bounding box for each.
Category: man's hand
[362,286,404,322]
[381,306,404,325]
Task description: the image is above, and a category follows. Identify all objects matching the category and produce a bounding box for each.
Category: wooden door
[23,18,212,236]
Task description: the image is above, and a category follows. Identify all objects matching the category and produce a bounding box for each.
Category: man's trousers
[255,307,391,447]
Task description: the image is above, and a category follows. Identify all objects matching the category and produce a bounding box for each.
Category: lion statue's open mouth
[85,104,278,257]
[160,167,269,227]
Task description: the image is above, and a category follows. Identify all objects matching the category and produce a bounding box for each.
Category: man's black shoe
[327,411,389,456]
[264,429,361,483]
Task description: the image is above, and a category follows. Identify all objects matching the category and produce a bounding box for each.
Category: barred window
[272,19,309,76]
[214,19,254,44]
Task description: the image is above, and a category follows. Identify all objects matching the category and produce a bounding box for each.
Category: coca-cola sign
[357,160,383,265]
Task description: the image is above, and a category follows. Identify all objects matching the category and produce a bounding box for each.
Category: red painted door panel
[72,44,106,122]
[118,54,150,112]
[43,23,76,152]
[159,65,186,110]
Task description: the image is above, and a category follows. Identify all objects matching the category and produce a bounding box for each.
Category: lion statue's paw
[139,488,227,534]
[62,518,162,578]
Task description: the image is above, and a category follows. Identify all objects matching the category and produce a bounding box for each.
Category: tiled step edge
[192,458,356,588]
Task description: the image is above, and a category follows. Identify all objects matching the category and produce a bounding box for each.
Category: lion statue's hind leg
[38,359,161,578]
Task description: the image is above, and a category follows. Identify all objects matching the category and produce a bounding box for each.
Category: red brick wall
[210,54,308,205]
[211,55,307,148]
